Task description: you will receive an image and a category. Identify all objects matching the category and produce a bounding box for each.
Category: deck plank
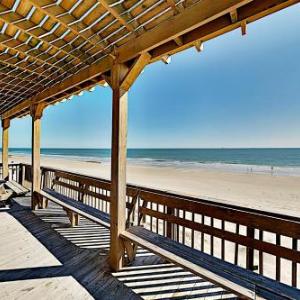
[0,197,140,300]
[0,196,237,300]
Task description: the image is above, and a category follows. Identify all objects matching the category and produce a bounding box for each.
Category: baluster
[259,230,264,275]
[176,209,179,242]
[182,210,186,245]
[150,202,153,232]
[292,238,298,287]
[276,234,281,281]
[210,217,214,255]
[156,203,159,234]
[200,215,204,251]
[234,224,240,265]
[221,220,225,260]
[191,212,195,248]
[246,227,255,270]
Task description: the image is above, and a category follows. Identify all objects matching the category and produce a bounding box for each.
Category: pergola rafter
[0,2,86,64]
[0,54,50,77]
[96,0,136,33]
[2,0,298,120]
[25,0,107,57]
[0,33,67,72]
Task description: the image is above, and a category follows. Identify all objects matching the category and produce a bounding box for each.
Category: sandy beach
[9,154,300,217]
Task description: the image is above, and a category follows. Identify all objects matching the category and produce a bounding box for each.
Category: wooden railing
[0,163,24,183]
[12,164,300,290]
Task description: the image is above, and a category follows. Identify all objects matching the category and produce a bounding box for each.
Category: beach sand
[9,154,300,216]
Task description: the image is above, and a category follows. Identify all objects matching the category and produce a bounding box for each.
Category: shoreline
[8,154,300,216]
[8,153,300,177]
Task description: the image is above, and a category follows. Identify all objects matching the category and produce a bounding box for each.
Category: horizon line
[4,147,300,150]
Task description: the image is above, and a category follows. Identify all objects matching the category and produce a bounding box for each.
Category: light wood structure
[1,118,9,180]
[0,0,300,297]
[0,0,298,119]
[6,163,300,299]
[30,103,45,209]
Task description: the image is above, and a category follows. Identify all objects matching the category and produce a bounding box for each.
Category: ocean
[7,148,300,176]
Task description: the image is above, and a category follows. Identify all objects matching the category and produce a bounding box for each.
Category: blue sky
[8,5,300,148]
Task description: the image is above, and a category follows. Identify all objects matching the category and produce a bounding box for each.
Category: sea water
[6,148,300,176]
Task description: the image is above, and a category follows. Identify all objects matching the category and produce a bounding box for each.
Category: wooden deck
[0,196,237,300]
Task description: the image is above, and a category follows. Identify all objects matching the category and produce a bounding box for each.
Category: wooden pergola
[0,0,299,275]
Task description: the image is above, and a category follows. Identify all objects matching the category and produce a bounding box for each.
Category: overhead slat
[0,0,298,118]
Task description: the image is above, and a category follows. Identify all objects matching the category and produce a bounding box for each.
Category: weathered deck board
[0,196,237,300]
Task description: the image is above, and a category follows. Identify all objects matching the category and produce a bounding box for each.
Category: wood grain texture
[0,197,141,300]
[110,62,129,271]
[1,0,298,119]
[122,226,300,300]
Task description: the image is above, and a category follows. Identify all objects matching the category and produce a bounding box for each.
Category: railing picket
[16,163,300,290]
[276,234,281,281]
[259,230,264,275]
[200,215,204,251]
[210,217,214,255]
[292,238,298,287]
[234,224,239,265]
[246,227,255,270]
[221,220,225,260]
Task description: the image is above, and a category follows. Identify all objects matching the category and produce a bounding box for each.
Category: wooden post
[109,53,151,271]
[109,62,129,271]
[31,103,45,210]
[2,119,10,180]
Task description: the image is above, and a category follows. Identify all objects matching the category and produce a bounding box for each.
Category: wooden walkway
[0,197,237,300]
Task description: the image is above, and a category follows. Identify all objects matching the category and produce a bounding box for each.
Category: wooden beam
[0,53,50,77]
[96,0,135,33]
[31,102,46,210]
[161,55,171,64]
[26,0,106,55]
[241,20,247,35]
[2,64,109,119]
[120,52,151,91]
[1,118,10,180]
[117,0,253,62]
[0,3,84,64]
[0,32,66,72]
[174,36,184,46]
[166,0,180,14]
[230,9,239,23]
[1,0,298,119]
[195,40,204,52]
[150,0,299,60]
[109,62,129,271]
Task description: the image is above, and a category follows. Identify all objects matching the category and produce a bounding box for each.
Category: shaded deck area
[0,196,236,300]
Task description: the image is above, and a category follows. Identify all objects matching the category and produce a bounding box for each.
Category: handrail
[12,163,300,289]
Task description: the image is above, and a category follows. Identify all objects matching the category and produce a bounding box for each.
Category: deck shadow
[0,197,141,300]
[1,197,237,300]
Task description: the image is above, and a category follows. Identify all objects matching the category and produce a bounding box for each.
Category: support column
[31,103,45,210]
[2,119,10,180]
[110,63,129,271]
[109,53,151,271]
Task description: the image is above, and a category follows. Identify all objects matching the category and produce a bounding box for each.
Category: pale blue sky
[7,5,300,148]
